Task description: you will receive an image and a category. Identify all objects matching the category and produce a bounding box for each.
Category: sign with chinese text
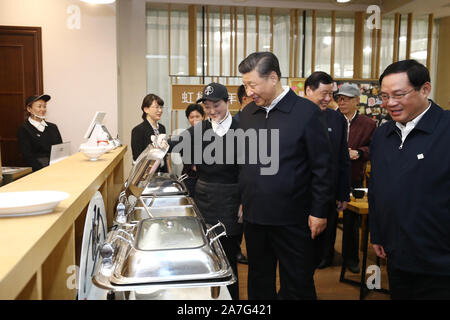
[172,84,241,111]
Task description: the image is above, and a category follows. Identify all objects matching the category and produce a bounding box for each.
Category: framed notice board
[171,84,241,111]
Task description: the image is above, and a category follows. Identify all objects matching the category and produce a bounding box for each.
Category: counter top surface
[0,146,127,299]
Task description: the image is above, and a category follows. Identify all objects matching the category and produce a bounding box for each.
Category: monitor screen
[84,112,106,139]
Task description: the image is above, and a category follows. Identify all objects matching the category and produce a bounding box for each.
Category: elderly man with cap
[164,82,242,300]
[17,94,63,172]
[336,83,376,273]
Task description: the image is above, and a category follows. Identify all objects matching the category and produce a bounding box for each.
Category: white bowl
[80,145,107,161]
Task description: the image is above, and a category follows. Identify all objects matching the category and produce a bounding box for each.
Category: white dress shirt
[395,101,431,148]
[28,117,48,132]
[263,85,290,118]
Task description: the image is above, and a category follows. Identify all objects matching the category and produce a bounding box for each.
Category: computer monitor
[84,112,106,140]
[49,142,71,165]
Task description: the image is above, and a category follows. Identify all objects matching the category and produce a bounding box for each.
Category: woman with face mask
[17,94,63,172]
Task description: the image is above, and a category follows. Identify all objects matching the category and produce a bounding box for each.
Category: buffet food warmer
[84,143,235,300]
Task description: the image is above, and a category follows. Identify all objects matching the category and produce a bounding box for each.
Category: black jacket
[17,120,62,172]
[131,120,166,161]
[168,118,240,184]
[369,101,450,275]
[238,89,333,225]
[324,108,351,202]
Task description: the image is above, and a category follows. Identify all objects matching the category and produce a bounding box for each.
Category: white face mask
[31,112,46,120]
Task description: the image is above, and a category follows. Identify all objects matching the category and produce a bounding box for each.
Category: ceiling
[147,0,450,18]
[229,0,450,17]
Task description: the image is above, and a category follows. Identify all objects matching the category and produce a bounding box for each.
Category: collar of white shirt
[147,119,160,134]
[28,117,48,133]
[395,101,432,142]
[211,111,232,137]
[263,85,290,114]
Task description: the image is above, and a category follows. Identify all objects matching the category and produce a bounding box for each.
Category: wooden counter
[1,167,33,186]
[0,145,127,300]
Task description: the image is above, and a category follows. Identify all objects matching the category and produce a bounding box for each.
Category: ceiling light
[336,0,351,3]
[80,0,116,4]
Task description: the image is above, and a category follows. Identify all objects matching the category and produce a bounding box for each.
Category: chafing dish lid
[142,174,187,196]
[136,217,205,251]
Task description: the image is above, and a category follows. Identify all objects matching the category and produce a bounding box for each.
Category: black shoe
[347,264,360,274]
[317,259,332,269]
[236,252,248,264]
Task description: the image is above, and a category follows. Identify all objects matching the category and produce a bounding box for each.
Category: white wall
[0,0,118,156]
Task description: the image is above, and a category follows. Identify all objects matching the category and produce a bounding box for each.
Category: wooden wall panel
[311,10,316,73]
[427,14,434,71]
[353,12,365,79]
[188,5,197,76]
[393,13,401,62]
[406,13,413,60]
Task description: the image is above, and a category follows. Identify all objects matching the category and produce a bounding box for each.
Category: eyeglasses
[379,88,415,102]
[150,105,164,110]
[337,96,354,103]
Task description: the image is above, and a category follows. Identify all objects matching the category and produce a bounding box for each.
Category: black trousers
[342,209,360,266]
[219,234,242,300]
[195,180,242,300]
[342,181,363,266]
[244,222,317,300]
[387,263,450,300]
[318,202,339,263]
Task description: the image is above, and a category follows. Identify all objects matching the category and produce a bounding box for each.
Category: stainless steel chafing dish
[93,217,234,291]
[88,143,235,298]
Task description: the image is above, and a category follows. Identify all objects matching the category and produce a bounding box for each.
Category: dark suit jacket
[369,101,450,275]
[238,89,333,225]
[346,112,377,185]
[324,108,351,202]
[131,120,166,161]
[17,120,62,171]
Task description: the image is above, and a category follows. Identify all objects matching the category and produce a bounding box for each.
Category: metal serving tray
[93,217,234,291]
[140,195,193,207]
[127,205,197,223]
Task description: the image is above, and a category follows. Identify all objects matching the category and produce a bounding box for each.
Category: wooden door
[0,26,43,166]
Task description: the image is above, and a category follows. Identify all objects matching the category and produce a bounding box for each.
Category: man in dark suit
[369,59,450,299]
[238,52,333,299]
[305,72,351,269]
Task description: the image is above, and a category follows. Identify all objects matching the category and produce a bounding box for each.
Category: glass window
[334,15,354,78]
[315,14,332,75]
[379,15,395,76]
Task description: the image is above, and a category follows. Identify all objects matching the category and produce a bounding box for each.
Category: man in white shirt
[369,59,450,299]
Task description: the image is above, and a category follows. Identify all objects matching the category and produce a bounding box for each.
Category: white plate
[0,191,70,217]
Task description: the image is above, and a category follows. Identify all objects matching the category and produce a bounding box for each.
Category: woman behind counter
[17,94,63,172]
[131,93,167,165]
